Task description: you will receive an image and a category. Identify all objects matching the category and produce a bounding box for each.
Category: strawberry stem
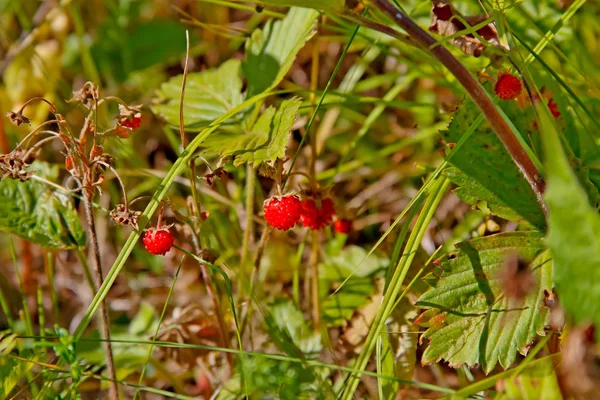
[370,0,547,217]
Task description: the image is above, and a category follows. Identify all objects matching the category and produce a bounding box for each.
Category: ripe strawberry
[300,197,335,230]
[334,218,353,234]
[143,227,174,255]
[494,72,522,100]
[263,194,302,231]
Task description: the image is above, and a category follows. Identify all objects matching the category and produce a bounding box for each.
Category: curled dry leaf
[0,150,34,181]
[429,0,503,57]
[109,204,142,230]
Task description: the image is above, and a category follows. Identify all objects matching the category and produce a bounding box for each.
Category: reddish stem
[371,0,547,216]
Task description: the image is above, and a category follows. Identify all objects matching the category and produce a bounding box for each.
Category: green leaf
[416,232,551,373]
[540,102,600,333]
[243,8,319,97]
[319,245,388,326]
[152,59,245,130]
[441,97,546,230]
[267,299,321,354]
[202,97,302,167]
[0,162,85,249]
[497,357,561,400]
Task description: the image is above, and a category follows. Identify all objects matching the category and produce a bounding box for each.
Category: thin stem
[310,230,320,329]
[95,161,129,208]
[17,96,57,114]
[369,0,547,216]
[240,165,255,271]
[179,30,191,147]
[23,135,62,160]
[14,120,59,150]
[82,193,118,400]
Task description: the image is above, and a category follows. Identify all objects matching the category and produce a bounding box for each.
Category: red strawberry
[334,218,353,234]
[494,72,522,100]
[300,197,335,230]
[263,194,302,231]
[143,227,174,255]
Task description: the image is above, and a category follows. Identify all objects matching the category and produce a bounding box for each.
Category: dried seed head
[110,204,142,230]
[5,111,31,126]
[0,150,34,182]
[203,167,232,186]
[69,82,100,108]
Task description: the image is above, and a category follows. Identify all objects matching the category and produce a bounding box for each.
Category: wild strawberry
[334,218,353,234]
[143,227,174,255]
[494,72,522,100]
[263,194,302,231]
[300,197,335,230]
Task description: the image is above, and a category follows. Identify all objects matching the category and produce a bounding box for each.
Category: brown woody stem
[82,191,119,400]
[370,0,547,216]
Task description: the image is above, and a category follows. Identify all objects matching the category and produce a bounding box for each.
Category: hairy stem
[369,0,547,215]
[82,193,118,400]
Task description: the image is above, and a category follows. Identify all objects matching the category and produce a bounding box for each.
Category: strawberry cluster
[263,194,348,232]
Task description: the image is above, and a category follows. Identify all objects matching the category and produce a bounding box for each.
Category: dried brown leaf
[429,0,502,57]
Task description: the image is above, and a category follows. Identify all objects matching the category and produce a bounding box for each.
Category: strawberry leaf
[0,162,86,249]
[243,8,319,97]
[152,59,244,130]
[441,95,546,230]
[202,97,301,167]
[416,232,551,373]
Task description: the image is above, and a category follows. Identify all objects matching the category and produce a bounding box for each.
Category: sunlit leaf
[243,8,319,97]
[416,232,551,373]
[152,59,244,130]
[202,97,302,167]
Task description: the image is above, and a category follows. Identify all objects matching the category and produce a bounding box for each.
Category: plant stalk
[369,0,547,215]
[82,193,118,400]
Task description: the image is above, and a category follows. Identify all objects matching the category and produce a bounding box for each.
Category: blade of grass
[24,335,455,394]
[133,256,185,400]
[339,175,451,399]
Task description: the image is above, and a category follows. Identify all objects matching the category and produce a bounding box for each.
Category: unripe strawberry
[143,227,174,255]
[263,194,302,231]
[334,218,353,234]
[494,72,522,100]
[300,197,335,230]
